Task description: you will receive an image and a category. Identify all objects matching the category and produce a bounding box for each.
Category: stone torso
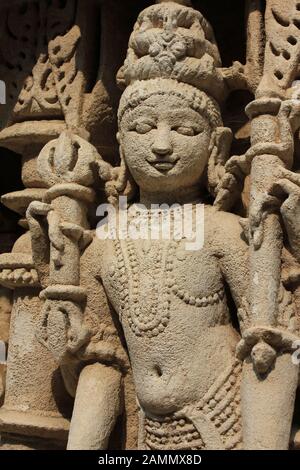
[99,206,241,417]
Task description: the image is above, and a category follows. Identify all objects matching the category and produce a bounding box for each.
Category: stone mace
[237,0,300,450]
[26,126,121,449]
[28,130,111,365]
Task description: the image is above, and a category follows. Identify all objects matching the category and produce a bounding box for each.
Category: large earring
[207,127,232,198]
[105,144,138,206]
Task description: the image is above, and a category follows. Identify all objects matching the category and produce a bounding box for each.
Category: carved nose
[151,129,172,156]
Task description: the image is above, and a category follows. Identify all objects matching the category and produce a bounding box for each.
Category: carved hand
[237,100,300,249]
[26,201,53,287]
[250,166,300,263]
[37,298,90,364]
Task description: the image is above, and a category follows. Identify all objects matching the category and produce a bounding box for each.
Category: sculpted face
[118,93,213,195]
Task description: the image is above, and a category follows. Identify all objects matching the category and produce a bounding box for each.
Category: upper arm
[80,238,127,368]
[214,212,249,311]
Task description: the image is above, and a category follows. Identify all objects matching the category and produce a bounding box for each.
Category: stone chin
[125,158,209,196]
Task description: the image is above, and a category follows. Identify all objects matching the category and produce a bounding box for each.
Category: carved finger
[269,178,300,199]
[96,157,114,182]
[280,195,300,230]
[282,100,300,133]
[280,168,300,187]
[60,223,83,242]
[27,201,52,218]
[245,142,293,167]
[225,154,251,177]
[47,211,64,252]
[248,192,281,249]
[223,157,248,187]
[251,193,280,226]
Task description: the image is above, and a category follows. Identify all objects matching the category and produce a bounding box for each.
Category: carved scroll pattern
[260,0,300,97]
[0,0,77,125]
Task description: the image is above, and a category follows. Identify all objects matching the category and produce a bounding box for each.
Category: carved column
[0,0,131,449]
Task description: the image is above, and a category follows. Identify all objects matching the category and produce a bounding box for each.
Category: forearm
[67,363,123,450]
[241,349,298,450]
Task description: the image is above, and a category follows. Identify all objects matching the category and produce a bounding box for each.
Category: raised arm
[213,210,250,330]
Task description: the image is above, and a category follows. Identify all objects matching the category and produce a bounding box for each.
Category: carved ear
[207,127,233,197]
[118,145,138,201]
[105,144,138,206]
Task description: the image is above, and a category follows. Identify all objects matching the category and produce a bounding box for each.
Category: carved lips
[148,158,179,172]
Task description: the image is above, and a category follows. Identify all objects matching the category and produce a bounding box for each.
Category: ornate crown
[117,0,226,103]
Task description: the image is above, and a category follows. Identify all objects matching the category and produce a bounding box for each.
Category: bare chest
[101,238,226,337]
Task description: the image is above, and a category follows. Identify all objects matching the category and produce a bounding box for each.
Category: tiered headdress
[108,0,233,206]
[117,0,227,120]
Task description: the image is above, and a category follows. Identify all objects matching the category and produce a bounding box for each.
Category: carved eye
[173,126,198,136]
[133,122,155,134]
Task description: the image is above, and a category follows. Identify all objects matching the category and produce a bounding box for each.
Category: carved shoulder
[80,234,105,280]
[80,235,128,369]
[205,207,248,258]
[204,207,249,312]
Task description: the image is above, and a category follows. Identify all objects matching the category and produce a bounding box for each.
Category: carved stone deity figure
[15,0,300,450]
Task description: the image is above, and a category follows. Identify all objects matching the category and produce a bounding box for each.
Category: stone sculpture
[0,0,300,450]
